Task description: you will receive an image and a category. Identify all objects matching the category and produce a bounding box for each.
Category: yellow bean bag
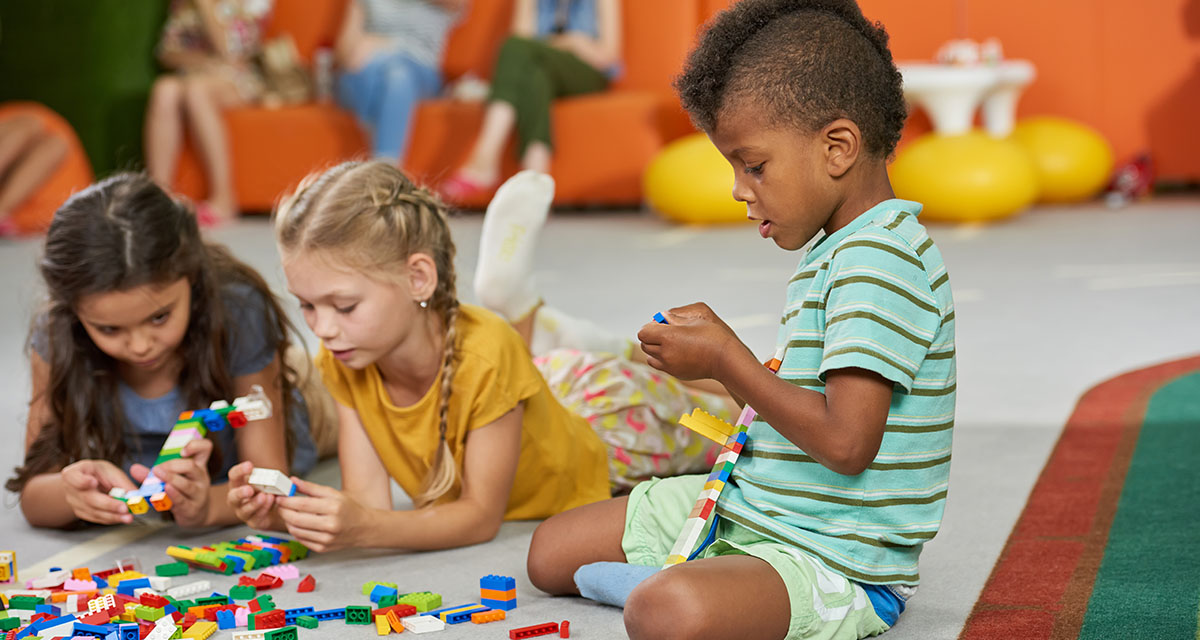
[1010,116,1114,203]
[890,130,1038,223]
[644,133,748,224]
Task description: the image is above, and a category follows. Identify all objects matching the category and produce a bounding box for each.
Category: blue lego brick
[193,409,226,432]
[369,584,398,603]
[310,608,345,621]
[35,604,60,616]
[653,311,668,324]
[163,604,177,615]
[444,606,489,624]
[119,623,140,640]
[481,597,517,611]
[222,555,246,574]
[70,622,112,638]
[283,606,314,624]
[480,574,516,591]
[217,609,236,630]
[93,575,109,589]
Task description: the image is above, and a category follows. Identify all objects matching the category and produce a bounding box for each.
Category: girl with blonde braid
[227,160,733,551]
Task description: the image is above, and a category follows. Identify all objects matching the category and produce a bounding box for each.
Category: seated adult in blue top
[441,0,622,201]
[7,173,329,529]
[335,0,467,164]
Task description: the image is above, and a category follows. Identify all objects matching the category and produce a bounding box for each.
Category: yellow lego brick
[375,614,389,635]
[183,621,218,640]
[664,554,687,566]
[703,478,726,493]
[126,495,149,515]
[678,408,737,446]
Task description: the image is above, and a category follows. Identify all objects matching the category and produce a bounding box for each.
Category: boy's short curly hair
[676,0,907,157]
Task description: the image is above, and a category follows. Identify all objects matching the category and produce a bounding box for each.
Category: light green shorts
[622,475,891,640]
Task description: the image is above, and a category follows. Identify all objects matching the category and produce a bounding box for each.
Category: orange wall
[702,0,1200,180]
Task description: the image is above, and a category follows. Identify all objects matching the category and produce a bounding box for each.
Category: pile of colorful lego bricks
[166,535,308,575]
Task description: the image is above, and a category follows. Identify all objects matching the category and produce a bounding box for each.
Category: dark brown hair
[7,173,299,494]
[676,0,907,157]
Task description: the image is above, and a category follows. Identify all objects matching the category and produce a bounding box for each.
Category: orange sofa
[174,0,709,211]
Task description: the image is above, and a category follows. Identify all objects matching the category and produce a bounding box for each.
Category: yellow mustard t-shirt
[314,303,610,519]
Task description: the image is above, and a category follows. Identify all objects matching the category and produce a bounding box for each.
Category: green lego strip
[156,561,190,577]
[296,616,318,629]
[154,451,183,466]
[173,419,205,435]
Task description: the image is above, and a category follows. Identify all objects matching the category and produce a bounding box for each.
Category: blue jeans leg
[371,53,442,162]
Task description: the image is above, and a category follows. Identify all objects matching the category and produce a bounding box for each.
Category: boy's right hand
[60,460,137,525]
[638,302,752,381]
[227,461,279,531]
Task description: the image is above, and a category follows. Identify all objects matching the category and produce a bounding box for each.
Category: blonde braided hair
[275,161,461,507]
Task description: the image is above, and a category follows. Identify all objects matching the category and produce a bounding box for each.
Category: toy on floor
[114,386,273,516]
[663,349,784,567]
[248,468,296,497]
[0,551,15,584]
[510,621,560,639]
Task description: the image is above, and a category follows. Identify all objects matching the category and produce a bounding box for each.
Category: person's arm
[430,0,468,12]
[548,0,621,71]
[638,304,891,475]
[512,0,536,38]
[334,0,366,68]
[275,404,523,552]
[19,352,138,527]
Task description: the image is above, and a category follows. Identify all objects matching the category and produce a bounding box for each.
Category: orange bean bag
[0,102,93,234]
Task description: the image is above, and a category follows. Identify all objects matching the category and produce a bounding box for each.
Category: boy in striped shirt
[526,1,955,638]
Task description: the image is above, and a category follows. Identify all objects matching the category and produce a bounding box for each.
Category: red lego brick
[509,621,560,639]
[182,613,197,629]
[226,411,247,428]
[371,603,417,618]
[560,620,570,638]
[79,611,111,626]
[296,575,315,593]
[254,574,282,590]
[30,613,53,624]
[140,594,170,609]
[253,609,285,630]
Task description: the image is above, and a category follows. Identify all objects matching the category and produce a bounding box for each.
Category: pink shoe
[439,171,494,205]
[0,218,17,237]
[194,202,225,228]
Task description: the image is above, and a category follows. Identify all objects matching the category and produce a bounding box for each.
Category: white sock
[474,170,554,321]
[530,306,633,359]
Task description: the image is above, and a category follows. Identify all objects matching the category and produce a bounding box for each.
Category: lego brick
[230,631,265,640]
[480,587,517,600]
[399,615,444,634]
[345,605,372,625]
[472,609,506,624]
[510,621,561,639]
[440,604,488,624]
[361,581,398,596]
[480,574,516,591]
[372,604,417,619]
[182,620,217,640]
[216,609,235,630]
[229,586,257,600]
[166,581,211,599]
[368,584,398,604]
[385,610,405,633]
[282,606,313,624]
[309,608,344,621]
[377,594,397,608]
[560,619,570,638]
[263,625,297,640]
[375,613,389,635]
[250,594,275,613]
[295,616,317,629]
[247,468,296,497]
[481,597,518,611]
[395,592,440,612]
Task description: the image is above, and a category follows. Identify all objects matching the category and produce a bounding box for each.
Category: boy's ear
[406,252,440,302]
[822,118,862,179]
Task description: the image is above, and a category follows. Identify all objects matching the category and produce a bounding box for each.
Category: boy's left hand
[276,477,373,552]
[637,302,754,381]
[131,438,214,528]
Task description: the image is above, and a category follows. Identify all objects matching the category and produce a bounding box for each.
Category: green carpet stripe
[1079,371,1200,639]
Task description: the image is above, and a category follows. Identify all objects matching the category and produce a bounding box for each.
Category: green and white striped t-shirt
[717,199,956,586]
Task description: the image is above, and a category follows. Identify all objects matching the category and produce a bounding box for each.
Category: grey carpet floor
[2,197,1198,639]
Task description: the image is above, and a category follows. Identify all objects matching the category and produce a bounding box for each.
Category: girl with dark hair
[6,173,332,529]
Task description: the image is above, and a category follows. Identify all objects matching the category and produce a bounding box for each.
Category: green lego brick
[229,585,257,600]
[0,617,19,631]
[253,594,275,612]
[156,561,190,577]
[377,594,397,608]
[361,581,398,596]
[282,541,308,560]
[296,616,318,629]
[135,605,165,621]
[195,595,230,607]
[174,599,195,611]
[265,627,298,640]
[345,605,371,625]
[8,595,46,610]
[396,591,441,612]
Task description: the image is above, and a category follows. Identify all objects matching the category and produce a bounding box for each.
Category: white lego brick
[231,630,266,640]
[27,570,68,589]
[232,385,273,421]
[88,594,116,613]
[401,615,446,634]
[107,487,127,499]
[166,580,211,599]
[147,576,172,591]
[248,468,295,497]
[162,428,201,451]
[208,400,230,411]
[145,617,179,640]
